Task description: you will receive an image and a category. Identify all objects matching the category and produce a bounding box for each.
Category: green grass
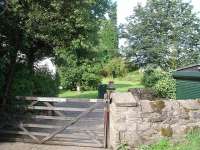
[59,70,144,99]
[140,130,200,150]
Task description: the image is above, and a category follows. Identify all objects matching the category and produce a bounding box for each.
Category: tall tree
[122,0,200,70]
[96,1,118,60]
[0,0,111,102]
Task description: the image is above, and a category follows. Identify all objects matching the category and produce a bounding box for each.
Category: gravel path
[0,142,105,150]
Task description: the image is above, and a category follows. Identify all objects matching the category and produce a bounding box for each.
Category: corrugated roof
[173,71,200,79]
[176,64,200,71]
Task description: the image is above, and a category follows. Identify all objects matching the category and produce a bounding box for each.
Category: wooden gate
[0,96,109,148]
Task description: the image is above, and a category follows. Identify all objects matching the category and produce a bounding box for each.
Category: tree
[0,0,111,104]
[122,0,200,70]
[56,0,111,90]
[96,2,118,61]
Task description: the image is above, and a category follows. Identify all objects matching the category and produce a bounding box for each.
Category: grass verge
[140,130,200,150]
[59,70,144,99]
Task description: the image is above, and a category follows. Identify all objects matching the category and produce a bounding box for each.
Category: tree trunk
[1,33,20,107]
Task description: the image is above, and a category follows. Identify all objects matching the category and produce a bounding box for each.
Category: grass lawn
[59,70,144,99]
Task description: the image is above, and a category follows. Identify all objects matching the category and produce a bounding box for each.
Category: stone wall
[109,92,200,149]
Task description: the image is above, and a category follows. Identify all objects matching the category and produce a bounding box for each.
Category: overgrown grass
[59,70,144,98]
[140,130,200,150]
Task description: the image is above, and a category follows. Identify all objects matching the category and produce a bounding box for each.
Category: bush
[101,57,127,77]
[142,65,176,99]
[81,72,101,90]
[153,75,176,99]
[142,66,168,87]
[12,64,59,97]
[32,69,59,97]
[12,65,34,96]
[59,60,102,90]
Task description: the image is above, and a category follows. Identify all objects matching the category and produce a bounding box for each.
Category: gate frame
[0,96,108,148]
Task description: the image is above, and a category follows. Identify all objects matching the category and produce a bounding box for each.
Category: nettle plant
[117,142,129,150]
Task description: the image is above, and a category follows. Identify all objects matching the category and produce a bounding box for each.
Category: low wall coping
[111,92,138,107]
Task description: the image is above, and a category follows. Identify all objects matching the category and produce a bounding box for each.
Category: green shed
[173,64,200,100]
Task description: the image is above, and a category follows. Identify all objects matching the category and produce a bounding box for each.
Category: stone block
[111,92,138,107]
[179,100,200,110]
[189,111,200,120]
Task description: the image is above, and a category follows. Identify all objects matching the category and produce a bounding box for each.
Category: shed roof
[173,71,200,80]
[176,64,200,71]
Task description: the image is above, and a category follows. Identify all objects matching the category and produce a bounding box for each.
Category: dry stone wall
[109,92,200,149]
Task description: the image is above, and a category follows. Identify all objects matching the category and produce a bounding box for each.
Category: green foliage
[142,66,167,87]
[123,0,200,70]
[142,66,175,99]
[59,71,144,99]
[102,57,127,78]
[32,69,59,97]
[95,1,118,61]
[12,65,33,96]
[81,72,101,91]
[117,142,129,150]
[12,65,59,97]
[140,139,171,150]
[153,76,176,99]
[140,130,200,150]
[59,60,102,91]
[0,0,110,106]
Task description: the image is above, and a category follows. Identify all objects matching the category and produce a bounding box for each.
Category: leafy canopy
[122,0,200,70]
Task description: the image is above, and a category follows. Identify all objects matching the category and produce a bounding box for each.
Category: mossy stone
[160,127,173,137]
[150,100,165,112]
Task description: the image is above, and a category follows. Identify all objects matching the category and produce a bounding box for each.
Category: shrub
[59,60,102,90]
[142,66,168,87]
[142,65,176,99]
[81,72,101,90]
[153,75,176,99]
[117,142,129,150]
[12,65,34,96]
[32,68,59,97]
[12,64,59,97]
[102,57,127,77]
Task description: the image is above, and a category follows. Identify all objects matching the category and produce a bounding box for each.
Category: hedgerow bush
[101,57,127,77]
[153,75,176,99]
[142,65,176,99]
[12,65,34,96]
[32,68,59,97]
[59,60,102,91]
[12,64,59,97]
[142,66,167,87]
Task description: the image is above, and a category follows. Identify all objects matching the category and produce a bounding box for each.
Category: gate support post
[104,98,110,148]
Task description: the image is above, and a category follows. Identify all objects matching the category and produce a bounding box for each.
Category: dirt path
[0,142,105,150]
